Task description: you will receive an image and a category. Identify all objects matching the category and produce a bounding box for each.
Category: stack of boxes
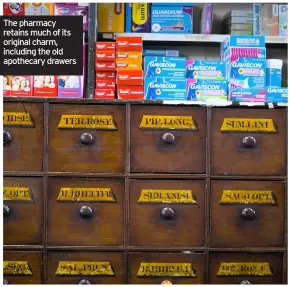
[116,36,144,99]
[224,10,253,35]
[95,42,116,99]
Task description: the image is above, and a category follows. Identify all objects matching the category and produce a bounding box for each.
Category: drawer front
[129,179,205,247]
[46,251,125,284]
[48,104,126,172]
[47,177,124,246]
[4,103,43,171]
[209,252,284,284]
[4,177,43,245]
[130,106,206,173]
[3,251,42,284]
[128,252,205,284]
[210,180,285,248]
[211,108,287,175]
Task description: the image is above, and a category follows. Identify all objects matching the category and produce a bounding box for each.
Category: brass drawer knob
[161,280,172,285]
[242,136,256,149]
[79,206,93,219]
[78,279,91,285]
[3,278,8,284]
[162,133,175,144]
[3,205,10,218]
[241,280,251,284]
[161,207,175,220]
[80,133,94,145]
[3,131,12,145]
[241,208,256,221]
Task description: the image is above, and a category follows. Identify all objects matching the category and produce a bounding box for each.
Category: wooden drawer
[129,179,205,247]
[130,106,206,173]
[47,177,124,246]
[211,108,287,175]
[4,103,43,172]
[210,180,285,248]
[3,251,42,284]
[4,177,43,245]
[209,252,284,284]
[128,252,205,284]
[48,104,126,173]
[46,251,125,284]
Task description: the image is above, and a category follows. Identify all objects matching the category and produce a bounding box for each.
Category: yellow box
[25,3,54,15]
[98,4,125,33]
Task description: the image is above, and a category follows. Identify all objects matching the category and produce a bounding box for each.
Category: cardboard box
[96,50,116,62]
[11,76,33,97]
[98,3,125,33]
[266,87,288,103]
[95,62,116,71]
[96,71,115,79]
[116,61,143,71]
[58,76,83,98]
[116,51,142,62]
[3,76,11,97]
[229,87,266,102]
[116,36,143,51]
[96,42,116,51]
[118,85,144,99]
[116,70,143,85]
[225,10,253,18]
[95,79,116,89]
[34,75,57,97]
[95,89,115,99]
[3,3,25,16]
[279,5,288,36]
[226,17,253,24]
[143,49,179,57]
[25,3,54,15]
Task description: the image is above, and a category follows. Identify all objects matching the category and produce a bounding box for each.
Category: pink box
[34,76,58,97]
[3,76,12,96]
[11,76,33,97]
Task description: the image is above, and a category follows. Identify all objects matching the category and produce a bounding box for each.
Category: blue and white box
[266,87,288,103]
[229,87,266,102]
[144,56,186,78]
[143,49,180,57]
[144,77,187,100]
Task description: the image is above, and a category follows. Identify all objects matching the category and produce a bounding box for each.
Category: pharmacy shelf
[101,33,288,45]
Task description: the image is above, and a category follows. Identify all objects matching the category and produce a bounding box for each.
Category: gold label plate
[137,263,196,277]
[220,190,276,204]
[138,189,197,204]
[4,187,33,201]
[3,261,33,275]
[55,261,115,276]
[58,115,117,130]
[220,118,277,133]
[3,112,34,127]
[57,188,116,202]
[217,262,273,276]
[139,115,197,130]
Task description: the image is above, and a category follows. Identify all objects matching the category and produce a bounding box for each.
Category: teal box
[144,56,186,78]
[144,77,187,100]
[151,5,193,34]
[266,87,288,103]
[125,4,132,32]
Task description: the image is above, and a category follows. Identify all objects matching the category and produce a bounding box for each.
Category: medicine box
[279,5,288,36]
[144,56,186,78]
[58,76,83,98]
[116,70,144,86]
[118,85,144,99]
[144,77,187,100]
[226,17,253,24]
[151,5,193,34]
[229,87,266,102]
[228,31,253,35]
[3,3,25,16]
[98,3,125,33]
[3,76,12,96]
[116,36,143,52]
[34,75,58,97]
[95,62,116,71]
[95,79,116,89]
[25,3,54,15]
[116,61,142,71]
[96,42,116,51]
[96,51,116,62]
[226,24,253,31]
[266,87,288,103]
[143,49,179,57]
[225,10,253,18]
[116,51,142,62]
[11,76,33,97]
[95,89,115,99]
[96,72,115,79]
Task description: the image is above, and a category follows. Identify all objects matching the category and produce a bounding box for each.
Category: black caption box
[0,16,83,75]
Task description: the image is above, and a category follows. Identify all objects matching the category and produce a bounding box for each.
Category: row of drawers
[4,103,287,175]
[4,177,286,248]
[4,251,285,284]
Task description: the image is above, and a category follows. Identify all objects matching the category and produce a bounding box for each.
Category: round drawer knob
[161,280,172,285]
[161,207,175,220]
[3,278,8,284]
[162,133,175,144]
[241,280,251,284]
[242,136,256,149]
[3,205,10,217]
[78,279,91,285]
[79,206,93,219]
[3,131,12,145]
[80,133,94,145]
[241,208,256,221]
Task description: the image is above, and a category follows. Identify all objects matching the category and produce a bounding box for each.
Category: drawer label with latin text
[55,261,115,276]
[3,261,33,275]
[138,189,197,204]
[139,115,198,130]
[217,262,273,276]
[57,188,117,202]
[137,263,196,277]
[220,118,277,133]
[3,112,34,127]
[4,187,33,202]
[220,190,276,204]
[58,115,117,130]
